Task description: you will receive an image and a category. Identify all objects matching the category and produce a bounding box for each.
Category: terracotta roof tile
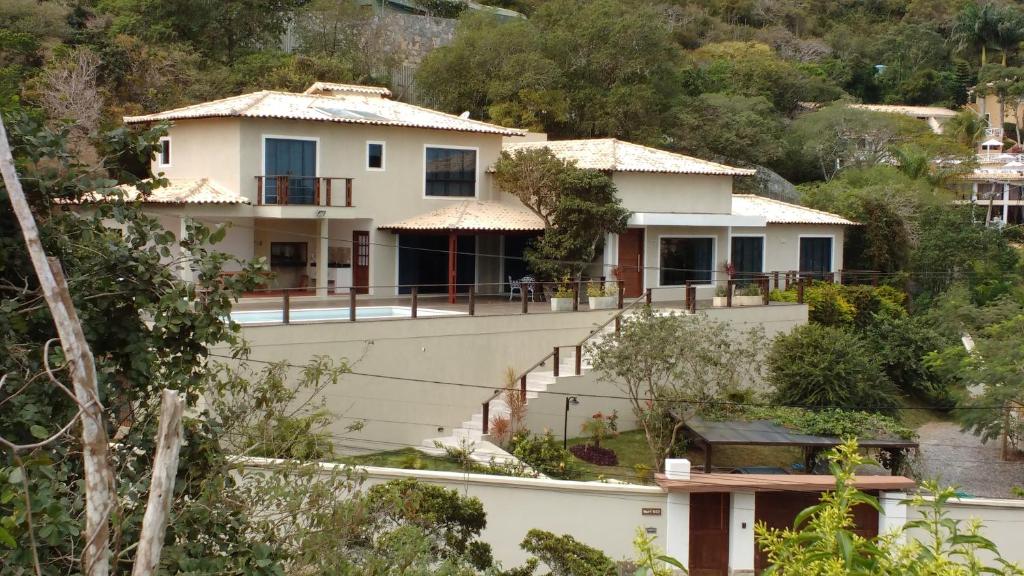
[79,178,249,205]
[378,201,545,232]
[503,138,755,176]
[732,194,855,225]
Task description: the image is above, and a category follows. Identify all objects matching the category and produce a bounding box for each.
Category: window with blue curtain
[425,147,476,197]
[660,237,714,285]
[799,237,832,278]
[264,138,316,204]
[731,236,764,282]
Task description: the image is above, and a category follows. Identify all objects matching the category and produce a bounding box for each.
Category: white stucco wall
[613,172,734,214]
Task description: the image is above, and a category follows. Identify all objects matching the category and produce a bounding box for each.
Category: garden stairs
[418,324,613,465]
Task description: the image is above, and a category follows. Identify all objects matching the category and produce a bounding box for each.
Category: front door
[690,492,729,576]
[617,228,644,297]
[353,230,369,293]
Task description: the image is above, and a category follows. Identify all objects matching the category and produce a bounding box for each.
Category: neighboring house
[956,149,1024,225]
[503,138,854,301]
[847,103,958,135]
[118,83,853,302]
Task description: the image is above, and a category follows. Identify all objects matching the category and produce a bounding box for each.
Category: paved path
[916,421,1024,498]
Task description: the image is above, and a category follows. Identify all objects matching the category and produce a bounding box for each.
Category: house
[847,103,958,134]
[957,150,1024,225]
[119,83,853,304]
[503,138,854,301]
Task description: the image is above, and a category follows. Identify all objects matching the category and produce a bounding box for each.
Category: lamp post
[563,396,579,449]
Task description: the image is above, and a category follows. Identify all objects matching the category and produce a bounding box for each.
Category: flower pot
[734,295,763,306]
[588,295,617,310]
[712,296,729,307]
[550,297,574,312]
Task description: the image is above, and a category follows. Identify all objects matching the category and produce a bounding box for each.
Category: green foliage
[518,529,617,576]
[508,431,583,480]
[704,405,916,442]
[580,411,618,448]
[669,92,785,166]
[590,306,766,470]
[768,324,901,415]
[757,441,1024,575]
[495,148,629,279]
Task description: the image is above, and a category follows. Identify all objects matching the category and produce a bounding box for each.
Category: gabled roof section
[303,82,392,97]
[848,103,958,118]
[732,194,855,225]
[124,84,525,136]
[378,201,545,232]
[503,138,755,176]
[78,178,249,205]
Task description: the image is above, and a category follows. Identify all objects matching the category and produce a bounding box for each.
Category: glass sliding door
[731,236,764,284]
[264,138,316,204]
[660,237,714,285]
[799,237,833,279]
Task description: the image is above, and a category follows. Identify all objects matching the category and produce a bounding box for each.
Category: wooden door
[617,228,644,297]
[353,230,369,293]
[690,492,730,576]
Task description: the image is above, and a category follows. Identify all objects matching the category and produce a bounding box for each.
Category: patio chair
[508,275,537,301]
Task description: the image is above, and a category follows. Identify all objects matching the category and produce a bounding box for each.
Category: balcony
[255,175,353,207]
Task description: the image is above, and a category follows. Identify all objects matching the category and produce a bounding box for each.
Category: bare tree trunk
[132,389,184,576]
[0,116,114,576]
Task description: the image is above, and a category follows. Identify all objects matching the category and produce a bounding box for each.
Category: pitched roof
[79,178,249,205]
[124,85,524,136]
[732,194,855,225]
[848,103,958,118]
[503,138,755,176]
[378,201,545,232]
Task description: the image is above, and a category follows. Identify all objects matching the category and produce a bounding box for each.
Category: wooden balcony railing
[255,176,354,207]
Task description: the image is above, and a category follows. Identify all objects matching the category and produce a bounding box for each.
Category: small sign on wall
[641,507,662,516]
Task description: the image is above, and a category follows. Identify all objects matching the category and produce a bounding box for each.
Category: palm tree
[945,109,987,148]
[952,2,1001,66]
[995,7,1024,66]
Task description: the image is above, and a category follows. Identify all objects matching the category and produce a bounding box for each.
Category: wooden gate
[689,492,730,576]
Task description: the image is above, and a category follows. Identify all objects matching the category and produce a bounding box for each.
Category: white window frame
[656,234,717,287]
[729,233,767,274]
[423,144,480,199]
[366,140,386,171]
[797,234,836,273]
[157,136,172,168]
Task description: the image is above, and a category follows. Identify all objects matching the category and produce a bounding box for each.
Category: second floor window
[367,142,384,170]
[425,147,476,197]
[158,137,171,167]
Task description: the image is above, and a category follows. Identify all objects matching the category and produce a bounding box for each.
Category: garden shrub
[703,405,916,440]
[569,443,619,466]
[768,324,900,415]
[804,282,856,326]
[862,309,954,408]
[518,529,617,576]
[508,431,584,480]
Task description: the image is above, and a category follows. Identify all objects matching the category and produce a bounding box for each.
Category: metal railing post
[727,279,734,307]
[552,347,560,378]
[617,280,624,309]
[520,375,527,403]
[575,345,582,376]
[282,290,290,324]
[572,283,579,312]
[797,279,805,304]
[521,285,528,314]
[761,275,770,305]
[772,271,779,291]
[645,288,652,306]
[482,401,490,435]
[256,176,263,206]
[345,178,353,207]
[688,285,697,313]
[326,178,332,206]
[615,316,621,333]
[468,285,476,316]
[349,288,357,321]
[411,286,418,318]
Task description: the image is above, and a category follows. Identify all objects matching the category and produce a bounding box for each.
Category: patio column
[316,218,329,297]
[728,492,756,574]
[448,231,457,304]
[878,491,909,544]
[664,459,691,570]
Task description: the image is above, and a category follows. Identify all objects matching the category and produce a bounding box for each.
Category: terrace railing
[255,175,354,207]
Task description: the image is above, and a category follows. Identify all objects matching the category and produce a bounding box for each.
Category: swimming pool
[230,305,464,325]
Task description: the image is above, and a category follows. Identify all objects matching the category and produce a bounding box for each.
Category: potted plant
[712,284,730,307]
[733,282,764,306]
[587,281,618,310]
[550,276,575,312]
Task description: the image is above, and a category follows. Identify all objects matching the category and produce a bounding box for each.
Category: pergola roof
[684,417,918,450]
[656,473,916,493]
[378,201,545,232]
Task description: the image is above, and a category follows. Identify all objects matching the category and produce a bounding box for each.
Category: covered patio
[379,200,545,303]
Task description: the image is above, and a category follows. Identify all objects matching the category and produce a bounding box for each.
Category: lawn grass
[339,447,467,473]
[898,396,950,431]
[566,430,805,484]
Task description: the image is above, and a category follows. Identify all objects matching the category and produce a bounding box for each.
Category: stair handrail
[480,283,650,435]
